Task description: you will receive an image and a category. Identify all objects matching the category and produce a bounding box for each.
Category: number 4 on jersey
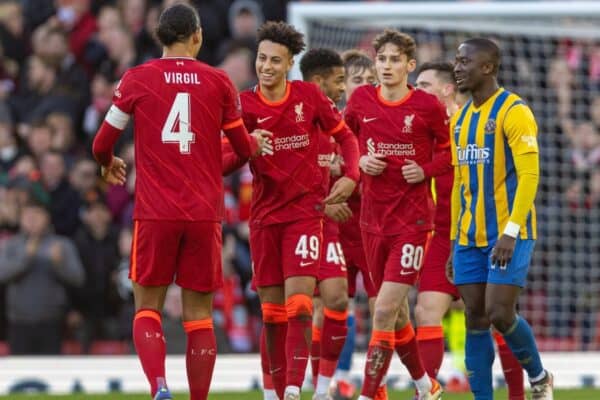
[162,92,195,154]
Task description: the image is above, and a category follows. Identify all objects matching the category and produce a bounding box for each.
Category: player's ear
[286,55,294,73]
[407,58,417,73]
[194,28,203,47]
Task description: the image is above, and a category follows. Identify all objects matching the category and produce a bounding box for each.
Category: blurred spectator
[51,0,97,67]
[26,121,53,162]
[40,151,81,236]
[69,157,98,199]
[0,0,26,97]
[218,43,256,90]
[0,102,19,172]
[0,198,84,354]
[82,67,114,139]
[71,195,120,353]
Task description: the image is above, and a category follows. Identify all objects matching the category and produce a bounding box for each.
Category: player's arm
[447,120,461,283]
[315,89,359,203]
[492,103,539,267]
[410,100,452,181]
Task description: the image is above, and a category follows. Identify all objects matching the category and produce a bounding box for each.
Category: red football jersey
[318,133,339,237]
[432,170,453,235]
[111,57,247,221]
[241,81,347,227]
[345,85,450,235]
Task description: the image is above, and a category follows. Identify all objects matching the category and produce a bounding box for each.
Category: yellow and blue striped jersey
[450,88,538,247]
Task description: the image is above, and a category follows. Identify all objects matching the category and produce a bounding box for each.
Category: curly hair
[257,21,305,56]
[372,29,416,60]
[299,48,343,80]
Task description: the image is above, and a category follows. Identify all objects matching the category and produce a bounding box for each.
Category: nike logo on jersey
[400,269,416,275]
[257,116,273,124]
[293,356,309,360]
[331,335,347,341]
[299,261,314,267]
[363,116,377,123]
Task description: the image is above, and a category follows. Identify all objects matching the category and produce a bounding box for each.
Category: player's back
[345,85,449,235]
[116,58,240,221]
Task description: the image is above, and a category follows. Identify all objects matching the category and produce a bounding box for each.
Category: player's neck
[259,80,287,103]
[162,44,195,59]
[380,82,410,102]
[446,100,459,115]
[471,81,499,108]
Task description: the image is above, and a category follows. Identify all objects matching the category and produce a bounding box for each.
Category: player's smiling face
[375,43,416,88]
[256,40,293,90]
[454,43,489,92]
[345,66,376,100]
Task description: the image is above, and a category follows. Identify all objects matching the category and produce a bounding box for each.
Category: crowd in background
[0,0,598,355]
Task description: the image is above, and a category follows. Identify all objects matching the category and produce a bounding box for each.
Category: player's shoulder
[347,84,376,108]
[412,87,444,108]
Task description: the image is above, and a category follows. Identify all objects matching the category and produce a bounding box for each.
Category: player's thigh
[175,221,223,292]
[418,232,460,299]
[415,291,454,326]
[345,244,377,298]
[181,288,214,321]
[373,281,411,329]
[130,219,182,286]
[453,244,489,286]
[384,231,431,285]
[488,239,535,287]
[281,218,322,280]
[250,224,284,287]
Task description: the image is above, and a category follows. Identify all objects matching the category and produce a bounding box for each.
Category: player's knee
[464,305,489,329]
[372,304,396,329]
[414,302,427,325]
[486,304,514,333]
[324,295,348,312]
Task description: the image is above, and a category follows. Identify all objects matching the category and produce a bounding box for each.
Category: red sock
[395,323,427,380]
[260,328,275,392]
[262,303,288,399]
[286,294,313,389]
[320,308,348,378]
[183,319,217,400]
[133,309,166,396]
[416,325,445,378]
[311,326,321,386]
[495,332,525,400]
[360,330,395,397]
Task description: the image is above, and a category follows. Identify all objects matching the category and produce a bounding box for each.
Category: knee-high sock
[360,330,394,398]
[285,294,313,390]
[416,325,445,379]
[501,316,545,382]
[465,329,494,400]
[311,326,321,387]
[183,319,217,400]
[133,309,166,396]
[315,308,348,394]
[494,332,525,400]
[262,303,288,399]
[260,328,278,400]
[395,323,427,380]
[336,312,356,378]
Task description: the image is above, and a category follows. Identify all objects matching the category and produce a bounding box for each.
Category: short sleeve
[313,86,345,135]
[504,102,538,156]
[221,73,243,128]
[344,95,360,136]
[112,70,137,115]
[428,98,451,150]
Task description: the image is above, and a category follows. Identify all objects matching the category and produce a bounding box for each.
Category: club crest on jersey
[295,102,305,122]
[367,137,376,155]
[484,119,497,135]
[402,114,415,133]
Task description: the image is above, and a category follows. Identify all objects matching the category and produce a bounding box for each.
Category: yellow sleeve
[505,152,539,235]
[450,166,461,241]
[504,102,539,156]
[502,102,539,237]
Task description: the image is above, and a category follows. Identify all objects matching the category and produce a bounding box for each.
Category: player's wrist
[503,221,520,238]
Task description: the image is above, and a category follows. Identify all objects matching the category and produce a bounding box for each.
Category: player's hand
[330,154,343,177]
[324,176,356,204]
[401,159,425,183]
[491,234,516,269]
[251,129,274,156]
[359,154,387,176]
[446,251,454,284]
[101,156,127,186]
[324,202,353,223]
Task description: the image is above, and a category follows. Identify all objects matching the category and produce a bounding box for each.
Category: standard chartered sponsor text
[274,134,310,151]
[376,142,416,156]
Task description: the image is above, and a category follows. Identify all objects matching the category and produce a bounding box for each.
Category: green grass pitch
[1,389,599,399]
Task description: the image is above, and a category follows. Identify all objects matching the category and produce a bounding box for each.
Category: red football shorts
[417,231,460,299]
[130,219,223,292]
[250,218,322,288]
[318,222,347,283]
[344,244,377,298]
[362,230,431,290]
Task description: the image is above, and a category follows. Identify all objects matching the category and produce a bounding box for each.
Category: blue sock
[336,313,355,372]
[465,329,494,400]
[501,316,544,380]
